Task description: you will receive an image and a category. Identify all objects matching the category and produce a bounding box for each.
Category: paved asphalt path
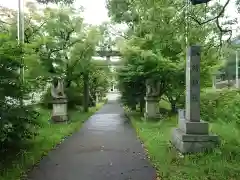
[27,94,156,180]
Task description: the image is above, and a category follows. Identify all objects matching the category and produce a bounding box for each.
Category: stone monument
[171,45,219,153]
[212,74,216,89]
[144,79,161,119]
[95,90,100,105]
[51,77,68,122]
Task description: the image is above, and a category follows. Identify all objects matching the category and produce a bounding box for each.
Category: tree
[0,1,109,155]
[0,34,39,152]
[70,26,103,111]
[108,0,235,112]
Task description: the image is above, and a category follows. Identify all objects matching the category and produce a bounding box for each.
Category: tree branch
[0,19,13,25]
[190,0,232,46]
[216,18,232,43]
[24,21,47,43]
[190,0,230,25]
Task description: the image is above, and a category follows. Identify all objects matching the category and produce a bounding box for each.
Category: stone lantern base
[51,98,68,122]
[144,96,161,119]
[171,109,220,153]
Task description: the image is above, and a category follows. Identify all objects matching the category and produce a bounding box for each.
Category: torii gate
[96,50,121,65]
[95,49,122,92]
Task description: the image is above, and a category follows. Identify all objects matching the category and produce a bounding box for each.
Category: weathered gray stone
[171,128,219,153]
[51,77,68,123]
[185,45,200,122]
[178,109,185,120]
[51,77,66,99]
[146,79,160,97]
[171,46,220,153]
[178,110,209,134]
[144,96,161,119]
[96,93,99,104]
[172,128,219,142]
[212,75,216,89]
[179,118,209,135]
[51,98,68,122]
[144,79,161,119]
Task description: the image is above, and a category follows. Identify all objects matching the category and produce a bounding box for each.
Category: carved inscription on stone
[192,79,199,86]
[191,64,199,72]
[191,95,198,102]
[185,46,201,122]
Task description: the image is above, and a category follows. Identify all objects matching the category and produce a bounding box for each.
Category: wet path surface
[27,97,156,180]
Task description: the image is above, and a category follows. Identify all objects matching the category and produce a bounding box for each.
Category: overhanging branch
[189,0,232,45]
[190,0,230,25]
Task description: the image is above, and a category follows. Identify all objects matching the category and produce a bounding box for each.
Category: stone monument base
[171,109,220,153]
[144,112,161,119]
[171,128,219,153]
[51,98,68,123]
[144,96,161,120]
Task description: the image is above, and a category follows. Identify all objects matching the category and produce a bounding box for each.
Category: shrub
[0,36,40,152]
[65,87,84,108]
[0,104,39,152]
[200,88,240,124]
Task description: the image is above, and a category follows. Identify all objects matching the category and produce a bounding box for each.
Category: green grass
[129,107,240,180]
[0,103,104,180]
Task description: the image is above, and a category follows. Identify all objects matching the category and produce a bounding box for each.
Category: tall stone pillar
[144,79,161,119]
[171,45,219,153]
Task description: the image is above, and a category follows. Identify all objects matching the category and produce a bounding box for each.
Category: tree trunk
[227,79,230,89]
[140,96,145,113]
[130,100,137,111]
[65,79,71,88]
[226,68,231,89]
[130,97,137,111]
[83,72,89,112]
[130,105,136,111]
[65,59,73,88]
[92,90,97,106]
[171,102,177,113]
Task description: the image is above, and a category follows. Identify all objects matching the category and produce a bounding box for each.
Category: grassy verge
[0,103,104,180]
[128,101,240,180]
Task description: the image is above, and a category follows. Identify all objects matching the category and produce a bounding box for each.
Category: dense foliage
[0,1,111,155]
[0,35,39,151]
[107,0,239,112]
[201,88,240,124]
[130,88,240,180]
[107,1,240,178]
